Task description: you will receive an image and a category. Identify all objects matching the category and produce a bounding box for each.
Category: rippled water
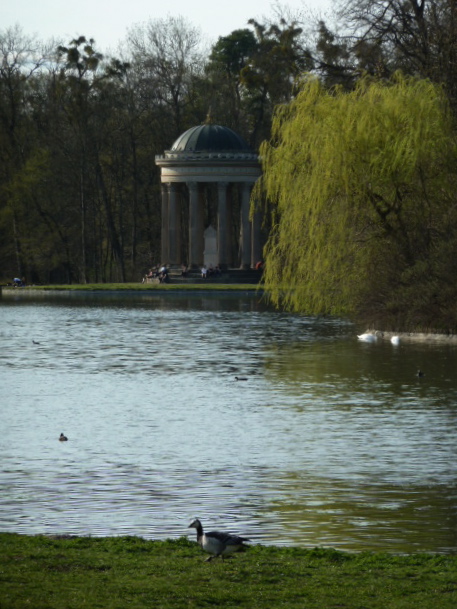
[1,291,457,553]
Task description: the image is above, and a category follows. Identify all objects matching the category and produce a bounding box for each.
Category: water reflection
[265,476,457,552]
[1,292,457,552]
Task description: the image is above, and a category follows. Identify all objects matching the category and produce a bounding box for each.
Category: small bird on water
[417,369,425,378]
[188,518,249,561]
[59,433,68,441]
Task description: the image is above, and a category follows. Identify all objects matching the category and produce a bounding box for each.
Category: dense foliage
[258,74,457,330]
[0,16,312,284]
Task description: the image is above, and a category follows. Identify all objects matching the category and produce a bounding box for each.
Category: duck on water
[188,518,249,561]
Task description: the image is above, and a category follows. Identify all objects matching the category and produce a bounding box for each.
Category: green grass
[1,283,261,292]
[1,534,456,608]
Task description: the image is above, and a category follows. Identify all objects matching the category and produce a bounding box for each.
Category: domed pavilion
[155,123,262,270]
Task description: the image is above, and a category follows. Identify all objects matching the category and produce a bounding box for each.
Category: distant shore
[2,285,456,342]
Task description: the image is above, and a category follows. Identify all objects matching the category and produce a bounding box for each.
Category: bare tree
[0,25,48,278]
[337,0,457,110]
[127,16,206,135]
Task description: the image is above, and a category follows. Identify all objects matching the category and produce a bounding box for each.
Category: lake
[1,290,457,553]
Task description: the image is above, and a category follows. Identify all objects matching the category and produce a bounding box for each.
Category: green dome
[171,124,251,152]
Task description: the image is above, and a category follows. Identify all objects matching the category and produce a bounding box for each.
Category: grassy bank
[1,283,261,292]
[1,534,456,608]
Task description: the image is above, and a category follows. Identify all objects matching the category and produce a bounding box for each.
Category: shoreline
[0,283,262,294]
[2,533,457,608]
[364,329,457,344]
[3,286,456,342]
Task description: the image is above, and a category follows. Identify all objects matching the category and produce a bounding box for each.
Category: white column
[161,183,169,265]
[240,183,252,269]
[168,182,181,265]
[188,181,203,268]
[217,182,229,268]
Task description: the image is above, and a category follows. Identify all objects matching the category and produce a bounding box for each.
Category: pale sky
[1,0,334,53]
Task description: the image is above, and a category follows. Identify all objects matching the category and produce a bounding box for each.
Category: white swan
[391,336,400,345]
[357,333,377,343]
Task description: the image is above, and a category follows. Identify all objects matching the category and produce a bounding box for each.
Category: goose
[188,518,249,561]
[59,433,68,441]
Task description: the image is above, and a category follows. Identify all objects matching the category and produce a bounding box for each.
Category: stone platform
[151,268,263,285]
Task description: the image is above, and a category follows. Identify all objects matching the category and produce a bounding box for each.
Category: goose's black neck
[195,521,204,538]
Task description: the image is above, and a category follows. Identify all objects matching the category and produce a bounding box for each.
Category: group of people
[201,264,222,279]
[143,261,229,282]
[143,265,169,283]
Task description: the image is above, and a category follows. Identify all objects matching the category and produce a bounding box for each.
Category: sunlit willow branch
[255,73,457,329]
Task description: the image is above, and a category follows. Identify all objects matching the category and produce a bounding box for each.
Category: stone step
[167,268,263,285]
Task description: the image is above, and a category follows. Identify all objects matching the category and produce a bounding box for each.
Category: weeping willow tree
[257,73,457,330]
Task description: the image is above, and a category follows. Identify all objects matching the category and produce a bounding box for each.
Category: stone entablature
[158,167,261,182]
[156,152,260,182]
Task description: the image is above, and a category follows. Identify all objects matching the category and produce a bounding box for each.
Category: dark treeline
[1,1,456,284]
